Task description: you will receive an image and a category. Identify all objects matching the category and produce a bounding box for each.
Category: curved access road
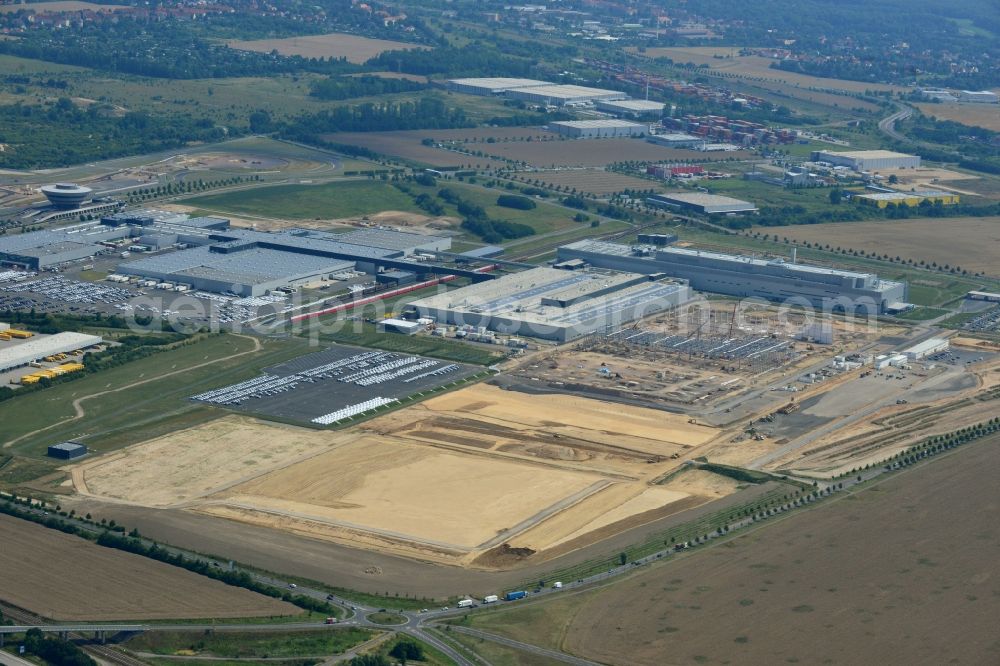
[2,334,262,450]
[878,105,914,143]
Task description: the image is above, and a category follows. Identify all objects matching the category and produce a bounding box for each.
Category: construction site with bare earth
[58,299,1000,587]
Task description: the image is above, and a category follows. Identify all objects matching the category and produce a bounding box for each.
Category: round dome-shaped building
[41,183,93,209]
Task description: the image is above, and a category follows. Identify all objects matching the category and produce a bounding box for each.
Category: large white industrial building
[548,119,647,138]
[408,267,690,342]
[647,192,757,215]
[446,78,551,96]
[557,239,909,314]
[810,150,921,171]
[647,133,707,150]
[0,332,103,373]
[902,338,949,360]
[504,84,628,106]
[446,77,630,107]
[595,99,665,118]
[958,90,999,104]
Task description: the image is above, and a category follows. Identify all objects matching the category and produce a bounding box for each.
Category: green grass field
[310,323,503,366]
[181,180,422,220]
[700,177,842,212]
[445,629,565,666]
[406,180,584,240]
[0,334,312,461]
[125,628,375,658]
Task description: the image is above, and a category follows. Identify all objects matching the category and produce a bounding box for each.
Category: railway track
[0,603,147,666]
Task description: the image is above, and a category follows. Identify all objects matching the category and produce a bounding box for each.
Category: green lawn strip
[124,627,375,658]
[366,612,407,626]
[443,628,565,666]
[311,325,503,366]
[891,306,950,321]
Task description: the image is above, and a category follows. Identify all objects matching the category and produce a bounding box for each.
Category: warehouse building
[854,191,960,208]
[118,227,454,297]
[647,192,757,215]
[902,337,949,360]
[548,119,647,138]
[958,90,999,104]
[0,222,132,269]
[48,441,88,460]
[810,150,921,171]
[0,332,103,372]
[377,318,421,335]
[504,84,628,106]
[647,133,707,150]
[595,99,665,119]
[446,77,551,96]
[408,266,690,342]
[557,240,908,314]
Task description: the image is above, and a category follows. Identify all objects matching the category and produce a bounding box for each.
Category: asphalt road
[878,105,914,143]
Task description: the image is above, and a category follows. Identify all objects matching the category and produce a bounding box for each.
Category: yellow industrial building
[854,190,960,208]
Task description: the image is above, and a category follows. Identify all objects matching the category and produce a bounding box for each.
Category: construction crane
[727,300,741,338]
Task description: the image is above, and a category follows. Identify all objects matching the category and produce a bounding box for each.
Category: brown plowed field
[0,513,300,621]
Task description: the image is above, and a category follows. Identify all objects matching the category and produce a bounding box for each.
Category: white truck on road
[457,598,475,609]
[483,594,499,604]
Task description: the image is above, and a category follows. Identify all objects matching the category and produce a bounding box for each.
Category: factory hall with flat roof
[557,239,908,314]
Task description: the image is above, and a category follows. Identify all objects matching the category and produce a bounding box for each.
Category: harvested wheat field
[0,514,299,621]
[71,416,341,507]
[916,102,1000,132]
[227,33,428,64]
[635,46,902,94]
[466,435,1000,665]
[559,434,1000,665]
[523,169,662,196]
[482,139,750,168]
[774,217,1000,276]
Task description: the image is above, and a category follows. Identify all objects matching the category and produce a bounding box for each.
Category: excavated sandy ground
[72,416,344,507]
[68,384,739,568]
[204,435,604,551]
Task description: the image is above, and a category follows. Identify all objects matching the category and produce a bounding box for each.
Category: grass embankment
[125,628,376,659]
[443,628,565,666]
[445,592,591,654]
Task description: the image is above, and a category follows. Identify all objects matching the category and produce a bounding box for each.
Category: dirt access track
[0,513,299,621]
[67,384,736,571]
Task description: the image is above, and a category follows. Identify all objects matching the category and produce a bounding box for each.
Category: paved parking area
[191,344,483,425]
